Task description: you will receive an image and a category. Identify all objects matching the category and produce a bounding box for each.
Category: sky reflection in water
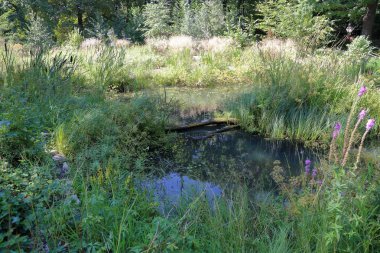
[142,128,319,212]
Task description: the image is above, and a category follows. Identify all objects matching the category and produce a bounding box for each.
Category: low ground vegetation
[1,35,379,252]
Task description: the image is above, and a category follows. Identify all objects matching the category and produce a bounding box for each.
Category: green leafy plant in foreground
[0,159,70,251]
[0,48,76,164]
[56,95,175,173]
[268,84,379,252]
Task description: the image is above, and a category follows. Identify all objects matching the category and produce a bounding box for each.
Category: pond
[141,125,320,213]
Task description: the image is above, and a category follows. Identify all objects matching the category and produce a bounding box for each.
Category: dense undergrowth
[1,38,380,252]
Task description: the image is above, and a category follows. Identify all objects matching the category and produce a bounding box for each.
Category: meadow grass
[1,39,379,252]
[56,39,380,143]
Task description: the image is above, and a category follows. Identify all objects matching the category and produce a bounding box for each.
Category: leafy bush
[40,165,158,252]
[57,96,175,172]
[0,50,76,164]
[257,0,333,49]
[345,35,374,64]
[54,16,77,44]
[65,28,84,48]
[79,46,129,91]
[143,0,173,38]
[119,6,145,43]
[0,160,67,251]
[85,13,115,43]
[366,56,380,87]
[182,0,225,38]
[0,98,46,164]
[26,16,54,50]
[225,18,253,47]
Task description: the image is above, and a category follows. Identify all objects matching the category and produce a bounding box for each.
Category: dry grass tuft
[81,38,102,49]
[168,36,194,51]
[256,38,298,58]
[113,39,131,48]
[199,37,235,52]
[146,37,169,52]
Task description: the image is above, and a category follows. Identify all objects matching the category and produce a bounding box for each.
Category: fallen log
[166,118,238,132]
[189,125,240,140]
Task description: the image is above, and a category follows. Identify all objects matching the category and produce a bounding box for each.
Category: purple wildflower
[317,180,323,186]
[358,109,367,121]
[366,119,375,131]
[305,159,311,175]
[312,168,317,178]
[332,122,341,139]
[358,86,367,97]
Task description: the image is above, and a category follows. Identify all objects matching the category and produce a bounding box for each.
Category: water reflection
[174,129,319,188]
[141,173,222,214]
[143,128,320,212]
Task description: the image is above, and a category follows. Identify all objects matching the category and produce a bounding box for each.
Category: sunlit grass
[1,38,380,252]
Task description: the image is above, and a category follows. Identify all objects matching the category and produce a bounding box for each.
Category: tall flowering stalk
[312,168,317,179]
[358,86,367,97]
[328,122,341,163]
[305,159,311,175]
[355,119,375,169]
[342,85,367,157]
[341,109,367,166]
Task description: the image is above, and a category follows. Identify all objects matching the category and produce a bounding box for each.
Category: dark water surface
[141,127,320,212]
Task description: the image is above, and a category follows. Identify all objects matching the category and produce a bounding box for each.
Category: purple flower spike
[305,159,311,175]
[332,122,341,139]
[366,119,375,131]
[312,168,317,178]
[358,86,367,97]
[305,166,310,175]
[359,109,367,121]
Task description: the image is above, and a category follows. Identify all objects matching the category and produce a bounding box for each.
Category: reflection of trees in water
[163,130,318,191]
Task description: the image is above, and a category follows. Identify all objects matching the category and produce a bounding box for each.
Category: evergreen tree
[143,0,173,38]
[26,15,53,49]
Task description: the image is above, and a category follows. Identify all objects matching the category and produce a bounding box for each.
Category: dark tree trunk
[77,4,84,33]
[361,0,378,39]
[222,0,228,14]
[237,0,244,16]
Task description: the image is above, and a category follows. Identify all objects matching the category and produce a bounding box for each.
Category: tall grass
[1,39,379,252]
[225,47,379,143]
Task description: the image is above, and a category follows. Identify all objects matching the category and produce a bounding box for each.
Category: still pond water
[141,125,320,212]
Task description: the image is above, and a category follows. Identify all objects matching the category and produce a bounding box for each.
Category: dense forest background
[1,0,379,46]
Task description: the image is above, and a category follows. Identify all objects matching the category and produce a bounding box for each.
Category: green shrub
[257,0,333,49]
[85,13,110,41]
[0,160,66,251]
[54,16,77,44]
[0,50,76,164]
[182,0,225,38]
[225,16,253,47]
[57,95,175,173]
[26,16,54,50]
[121,6,145,43]
[143,0,173,38]
[345,36,374,66]
[38,165,158,252]
[79,46,131,91]
[65,28,84,48]
[0,99,46,164]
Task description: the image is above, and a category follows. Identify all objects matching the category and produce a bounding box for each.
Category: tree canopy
[0,0,379,44]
